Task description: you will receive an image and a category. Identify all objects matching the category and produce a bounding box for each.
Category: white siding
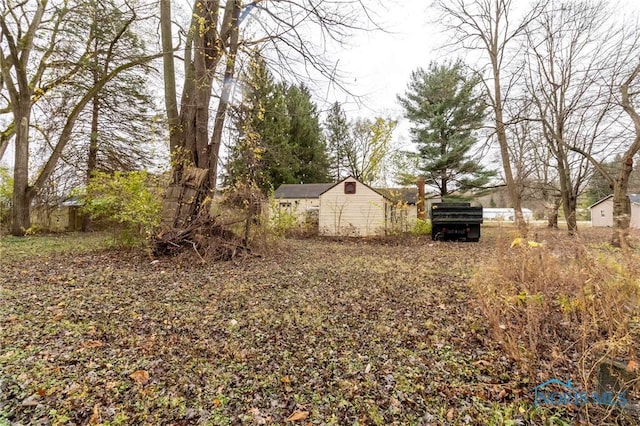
[591,198,613,227]
[273,197,320,223]
[631,204,640,229]
[319,177,387,236]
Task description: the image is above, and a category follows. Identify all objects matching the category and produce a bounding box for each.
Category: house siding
[632,204,640,228]
[591,198,614,227]
[319,177,387,236]
[590,197,640,228]
[272,197,320,222]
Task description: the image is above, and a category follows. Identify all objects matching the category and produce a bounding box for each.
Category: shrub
[410,218,432,236]
[268,199,301,237]
[0,166,12,226]
[470,232,639,421]
[83,171,162,246]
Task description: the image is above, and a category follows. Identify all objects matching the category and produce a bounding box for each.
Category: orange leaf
[627,359,639,372]
[130,370,150,385]
[36,388,46,397]
[286,410,309,422]
[446,408,455,421]
[213,398,221,407]
[280,376,291,384]
[88,404,100,424]
[81,340,104,349]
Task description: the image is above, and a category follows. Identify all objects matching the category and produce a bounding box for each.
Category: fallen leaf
[280,376,291,384]
[446,408,454,420]
[36,388,46,397]
[130,370,150,385]
[88,404,100,424]
[627,359,639,372]
[286,410,309,422]
[81,340,104,349]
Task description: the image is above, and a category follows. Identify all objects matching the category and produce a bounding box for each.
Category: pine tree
[226,55,291,193]
[286,84,330,184]
[398,61,494,197]
[324,102,351,181]
[226,54,331,193]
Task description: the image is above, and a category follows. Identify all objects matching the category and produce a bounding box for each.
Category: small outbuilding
[273,182,333,223]
[318,177,390,236]
[589,194,640,228]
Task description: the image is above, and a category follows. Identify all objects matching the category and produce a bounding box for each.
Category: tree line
[2,0,640,247]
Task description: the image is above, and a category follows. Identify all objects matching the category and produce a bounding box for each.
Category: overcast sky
[318,0,450,149]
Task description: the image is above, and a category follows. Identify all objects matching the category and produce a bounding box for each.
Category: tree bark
[11,103,32,235]
[611,156,632,248]
[160,0,181,161]
[615,63,640,247]
[209,0,241,188]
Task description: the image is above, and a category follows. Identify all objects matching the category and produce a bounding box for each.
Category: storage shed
[590,194,640,228]
[318,177,389,236]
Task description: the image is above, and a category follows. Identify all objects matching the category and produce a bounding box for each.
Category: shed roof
[274,183,333,199]
[588,194,640,209]
[318,176,390,200]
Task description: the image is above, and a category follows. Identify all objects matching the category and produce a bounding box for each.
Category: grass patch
[0,232,114,262]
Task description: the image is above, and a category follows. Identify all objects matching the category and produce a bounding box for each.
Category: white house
[318,177,390,236]
[589,194,640,228]
[273,183,333,223]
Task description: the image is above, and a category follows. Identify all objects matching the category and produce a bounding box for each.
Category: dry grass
[470,226,640,423]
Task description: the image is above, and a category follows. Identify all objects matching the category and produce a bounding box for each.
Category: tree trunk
[546,195,561,228]
[83,91,100,231]
[159,0,180,160]
[493,86,526,235]
[615,63,640,248]
[611,155,633,248]
[209,0,240,188]
[11,101,31,236]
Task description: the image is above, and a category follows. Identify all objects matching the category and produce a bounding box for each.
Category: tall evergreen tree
[398,61,494,197]
[285,84,330,184]
[226,56,329,193]
[226,55,291,192]
[324,102,351,181]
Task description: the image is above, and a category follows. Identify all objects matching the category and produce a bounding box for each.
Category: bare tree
[158,0,381,231]
[522,0,620,235]
[434,0,546,235]
[1,0,161,235]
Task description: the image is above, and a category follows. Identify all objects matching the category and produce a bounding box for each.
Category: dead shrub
[470,230,640,388]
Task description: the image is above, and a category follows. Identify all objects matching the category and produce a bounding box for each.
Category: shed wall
[319,178,386,236]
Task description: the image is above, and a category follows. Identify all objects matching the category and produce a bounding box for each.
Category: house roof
[375,187,419,204]
[274,183,334,199]
[588,194,640,209]
[318,176,391,200]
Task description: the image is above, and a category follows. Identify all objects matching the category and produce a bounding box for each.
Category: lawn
[0,228,637,425]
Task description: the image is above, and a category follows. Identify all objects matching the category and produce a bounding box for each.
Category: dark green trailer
[430,202,483,242]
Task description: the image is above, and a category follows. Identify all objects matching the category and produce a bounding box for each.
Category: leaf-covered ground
[0,228,635,425]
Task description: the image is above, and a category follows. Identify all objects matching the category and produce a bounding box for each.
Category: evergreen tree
[398,61,494,197]
[226,56,330,193]
[226,55,291,192]
[324,102,351,181]
[286,84,330,184]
